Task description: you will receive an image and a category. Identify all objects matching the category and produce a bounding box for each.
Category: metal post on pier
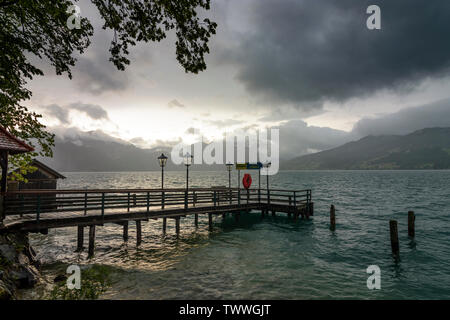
[408,211,415,238]
[258,168,261,203]
[162,217,167,234]
[158,153,168,209]
[330,205,336,231]
[84,192,88,216]
[390,220,400,257]
[136,220,142,246]
[77,226,84,251]
[123,221,129,241]
[238,170,241,205]
[101,193,105,219]
[208,213,213,231]
[88,225,96,258]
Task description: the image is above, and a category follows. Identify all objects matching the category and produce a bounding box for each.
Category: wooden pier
[0,187,313,256]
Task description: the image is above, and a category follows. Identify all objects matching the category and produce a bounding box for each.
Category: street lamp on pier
[158,153,168,189]
[263,161,272,203]
[184,152,193,190]
[226,163,233,189]
[158,153,168,209]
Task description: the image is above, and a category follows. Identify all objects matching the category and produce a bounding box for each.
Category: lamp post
[226,163,233,189]
[158,153,168,188]
[263,161,271,203]
[184,153,193,209]
[184,152,193,190]
[226,163,233,204]
[158,153,168,209]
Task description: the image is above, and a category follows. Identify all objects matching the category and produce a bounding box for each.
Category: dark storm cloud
[74,55,129,95]
[352,98,450,136]
[41,104,71,124]
[222,0,450,109]
[68,102,109,120]
[41,103,109,124]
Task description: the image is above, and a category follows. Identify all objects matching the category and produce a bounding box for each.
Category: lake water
[20,170,450,299]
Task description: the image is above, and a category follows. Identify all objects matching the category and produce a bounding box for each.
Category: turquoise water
[22,170,450,299]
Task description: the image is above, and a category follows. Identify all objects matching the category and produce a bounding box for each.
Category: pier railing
[1,188,311,221]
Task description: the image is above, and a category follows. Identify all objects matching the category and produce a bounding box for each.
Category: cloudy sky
[25,0,450,159]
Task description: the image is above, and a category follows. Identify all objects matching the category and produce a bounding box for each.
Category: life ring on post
[242,174,252,189]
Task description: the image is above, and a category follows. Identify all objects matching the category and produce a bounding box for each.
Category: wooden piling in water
[175,217,180,236]
[123,221,129,241]
[77,226,84,251]
[330,205,336,231]
[136,220,142,246]
[235,212,240,222]
[208,213,213,231]
[88,225,95,258]
[408,211,415,238]
[389,220,400,256]
[162,217,167,234]
[272,211,276,217]
[194,214,198,227]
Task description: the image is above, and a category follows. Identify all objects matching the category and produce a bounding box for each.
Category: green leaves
[91,0,217,73]
[0,0,216,181]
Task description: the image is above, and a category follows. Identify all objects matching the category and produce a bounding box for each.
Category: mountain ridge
[283,127,450,170]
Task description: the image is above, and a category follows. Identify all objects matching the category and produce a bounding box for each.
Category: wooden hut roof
[0,125,34,155]
[30,159,66,179]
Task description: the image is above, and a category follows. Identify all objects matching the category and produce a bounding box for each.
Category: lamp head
[158,153,168,167]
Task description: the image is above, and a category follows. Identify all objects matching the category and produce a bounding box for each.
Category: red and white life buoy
[242,174,252,189]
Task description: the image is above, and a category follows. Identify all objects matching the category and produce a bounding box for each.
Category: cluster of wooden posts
[77,212,244,258]
[75,204,313,258]
[328,205,416,258]
[389,211,415,258]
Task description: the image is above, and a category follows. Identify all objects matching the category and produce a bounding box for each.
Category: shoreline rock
[0,232,41,300]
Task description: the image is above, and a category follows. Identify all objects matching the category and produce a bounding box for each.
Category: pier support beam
[222,213,226,220]
[162,217,167,235]
[194,214,198,228]
[77,226,84,251]
[272,211,276,217]
[175,217,180,237]
[123,221,129,242]
[136,220,142,246]
[88,225,96,258]
[234,212,240,222]
[408,211,415,238]
[208,213,213,231]
[389,220,400,257]
[330,205,336,231]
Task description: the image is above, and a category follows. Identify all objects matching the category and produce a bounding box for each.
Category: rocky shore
[0,232,41,300]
